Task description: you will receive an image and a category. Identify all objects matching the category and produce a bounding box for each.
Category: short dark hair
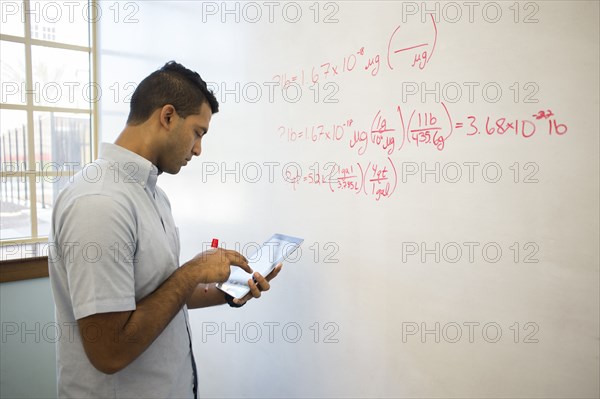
[126,61,219,125]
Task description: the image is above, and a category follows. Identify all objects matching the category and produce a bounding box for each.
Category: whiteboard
[98,1,599,397]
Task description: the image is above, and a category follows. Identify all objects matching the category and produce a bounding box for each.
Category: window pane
[29,1,90,47]
[0,41,26,105]
[35,121,82,239]
[1,2,94,250]
[0,109,28,172]
[0,3,24,37]
[36,177,58,237]
[33,112,91,171]
[31,46,90,108]
[0,176,32,240]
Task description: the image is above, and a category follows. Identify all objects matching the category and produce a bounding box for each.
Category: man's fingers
[248,278,261,298]
[232,261,252,274]
[223,250,252,274]
[223,249,248,264]
[253,272,270,292]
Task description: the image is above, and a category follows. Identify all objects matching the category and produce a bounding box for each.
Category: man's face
[159,102,212,174]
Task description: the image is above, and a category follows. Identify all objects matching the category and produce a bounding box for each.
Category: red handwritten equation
[273,16,438,87]
[278,107,568,201]
[387,14,438,71]
[280,106,568,155]
[464,109,568,137]
[285,158,398,202]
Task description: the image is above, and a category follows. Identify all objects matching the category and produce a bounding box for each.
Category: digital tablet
[216,234,304,299]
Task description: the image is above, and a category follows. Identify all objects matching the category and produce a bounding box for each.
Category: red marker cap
[211,238,219,248]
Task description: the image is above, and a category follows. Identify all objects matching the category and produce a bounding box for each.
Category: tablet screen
[216,234,304,299]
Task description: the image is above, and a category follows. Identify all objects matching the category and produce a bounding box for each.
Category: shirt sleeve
[58,194,137,320]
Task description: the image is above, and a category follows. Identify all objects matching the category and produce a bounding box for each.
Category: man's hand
[232,263,283,306]
[185,248,252,284]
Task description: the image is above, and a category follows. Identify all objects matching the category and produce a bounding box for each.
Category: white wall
[98,2,599,398]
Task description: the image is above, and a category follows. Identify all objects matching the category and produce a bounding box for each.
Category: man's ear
[159,104,177,130]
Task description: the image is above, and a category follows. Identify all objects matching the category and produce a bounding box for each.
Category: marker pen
[205,238,219,293]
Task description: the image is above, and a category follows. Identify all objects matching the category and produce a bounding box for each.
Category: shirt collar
[99,143,159,195]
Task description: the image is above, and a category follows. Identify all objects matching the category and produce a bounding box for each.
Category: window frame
[0,0,99,280]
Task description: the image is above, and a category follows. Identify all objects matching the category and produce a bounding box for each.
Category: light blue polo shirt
[49,143,195,398]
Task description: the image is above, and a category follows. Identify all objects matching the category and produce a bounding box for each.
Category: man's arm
[186,283,229,309]
[78,249,251,374]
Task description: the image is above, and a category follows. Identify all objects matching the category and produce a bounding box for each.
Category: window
[0,0,98,262]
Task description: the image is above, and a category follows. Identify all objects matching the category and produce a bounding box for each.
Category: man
[48,61,280,398]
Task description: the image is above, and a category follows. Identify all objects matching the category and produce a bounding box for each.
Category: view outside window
[1,0,95,259]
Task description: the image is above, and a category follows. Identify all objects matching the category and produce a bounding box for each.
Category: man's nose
[192,140,201,156]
